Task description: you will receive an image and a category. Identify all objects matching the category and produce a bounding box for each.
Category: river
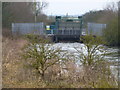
[52,43,119,79]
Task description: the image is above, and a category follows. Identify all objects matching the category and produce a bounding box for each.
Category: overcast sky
[43,0,119,16]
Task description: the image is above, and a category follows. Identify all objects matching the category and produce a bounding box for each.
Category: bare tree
[23,35,66,79]
[32,1,48,22]
[104,2,118,13]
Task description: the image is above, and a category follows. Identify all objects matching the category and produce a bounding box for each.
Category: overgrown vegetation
[2,35,118,88]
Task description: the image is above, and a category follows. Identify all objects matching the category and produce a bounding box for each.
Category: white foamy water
[52,43,119,78]
[37,42,119,78]
[52,43,118,60]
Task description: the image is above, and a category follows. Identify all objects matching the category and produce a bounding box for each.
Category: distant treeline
[2,2,49,29]
[82,2,119,47]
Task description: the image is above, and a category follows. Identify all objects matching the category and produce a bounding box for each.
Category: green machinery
[46,16,83,42]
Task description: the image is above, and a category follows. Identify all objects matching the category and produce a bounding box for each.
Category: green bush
[103,16,119,46]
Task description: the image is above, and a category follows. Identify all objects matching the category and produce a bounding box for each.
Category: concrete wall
[87,22,106,36]
[12,23,45,35]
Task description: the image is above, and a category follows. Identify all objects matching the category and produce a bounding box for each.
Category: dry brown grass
[2,37,31,88]
[2,37,118,88]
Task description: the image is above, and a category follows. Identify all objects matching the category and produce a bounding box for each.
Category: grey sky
[43,0,119,16]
